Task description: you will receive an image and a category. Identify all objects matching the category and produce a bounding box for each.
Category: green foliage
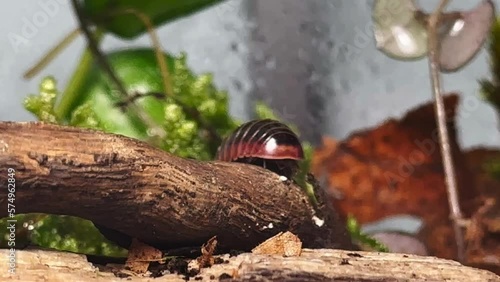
[0,214,47,249]
[483,157,500,180]
[295,142,317,206]
[255,101,300,134]
[480,17,500,114]
[479,18,500,179]
[23,76,59,123]
[24,77,107,130]
[83,0,225,39]
[76,49,238,160]
[25,49,238,160]
[161,54,238,158]
[346,215,389,252]
[0,214,126,257]
[31,215,127,257]
[70,101,107,130]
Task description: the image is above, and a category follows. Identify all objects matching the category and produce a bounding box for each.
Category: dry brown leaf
[462,148,500,274]
[197,236,218,268]
[124,239,162,274]
[419,148,500,266]
[312,94,481,260]
[252,231,302,257]
[312,94,478,225]
[464,198,500,274]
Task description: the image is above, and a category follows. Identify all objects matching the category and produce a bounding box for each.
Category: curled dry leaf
[252,231,302,257]
[462,148,500,273]
[465,198,500,274]
[124,239,162,275]
[197,236,218,268]
[312,93,478,225]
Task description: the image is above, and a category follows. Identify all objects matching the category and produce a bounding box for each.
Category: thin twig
[70,0,127,96]
[115,92,165,111]
[23,28,81,79]
[426,0,465,262]
[113,9,174,99]
[70,0,166,140]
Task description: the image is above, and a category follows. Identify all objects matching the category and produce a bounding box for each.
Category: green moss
[0,214,127,257]
[23,76,60,123]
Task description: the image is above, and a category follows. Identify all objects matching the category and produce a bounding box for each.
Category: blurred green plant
[480,18,500,115]
[479,17,500,179]
[27,49,238,160]
[83,0,226,39]
[347,214,389,253]
[0,214,126,257]
[23,76,59,123]
[484,158,500,180]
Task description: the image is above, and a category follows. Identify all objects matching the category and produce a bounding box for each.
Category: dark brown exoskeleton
[216,119,304,179]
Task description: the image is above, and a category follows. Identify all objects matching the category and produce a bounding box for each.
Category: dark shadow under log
[0,122,355,252]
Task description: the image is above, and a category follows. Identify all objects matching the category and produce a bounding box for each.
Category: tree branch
[0,122,354,252]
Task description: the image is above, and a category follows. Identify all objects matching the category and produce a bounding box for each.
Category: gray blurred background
[1,0,499,150]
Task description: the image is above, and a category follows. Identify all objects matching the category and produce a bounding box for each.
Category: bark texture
[1,248,498,281]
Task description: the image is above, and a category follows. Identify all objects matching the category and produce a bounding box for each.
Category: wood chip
[197,236,218,268]
[252,231,302,257]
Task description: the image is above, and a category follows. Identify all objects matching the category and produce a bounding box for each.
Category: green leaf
[480,17,500,113]
[83,0,226,39]
[346,214,389,252]
[61,48,238,159]
[69,101,107,130]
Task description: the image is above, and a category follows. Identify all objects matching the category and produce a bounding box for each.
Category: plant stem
[427,0,465,262]
[55,31,103,120]
[23,28,82,80]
